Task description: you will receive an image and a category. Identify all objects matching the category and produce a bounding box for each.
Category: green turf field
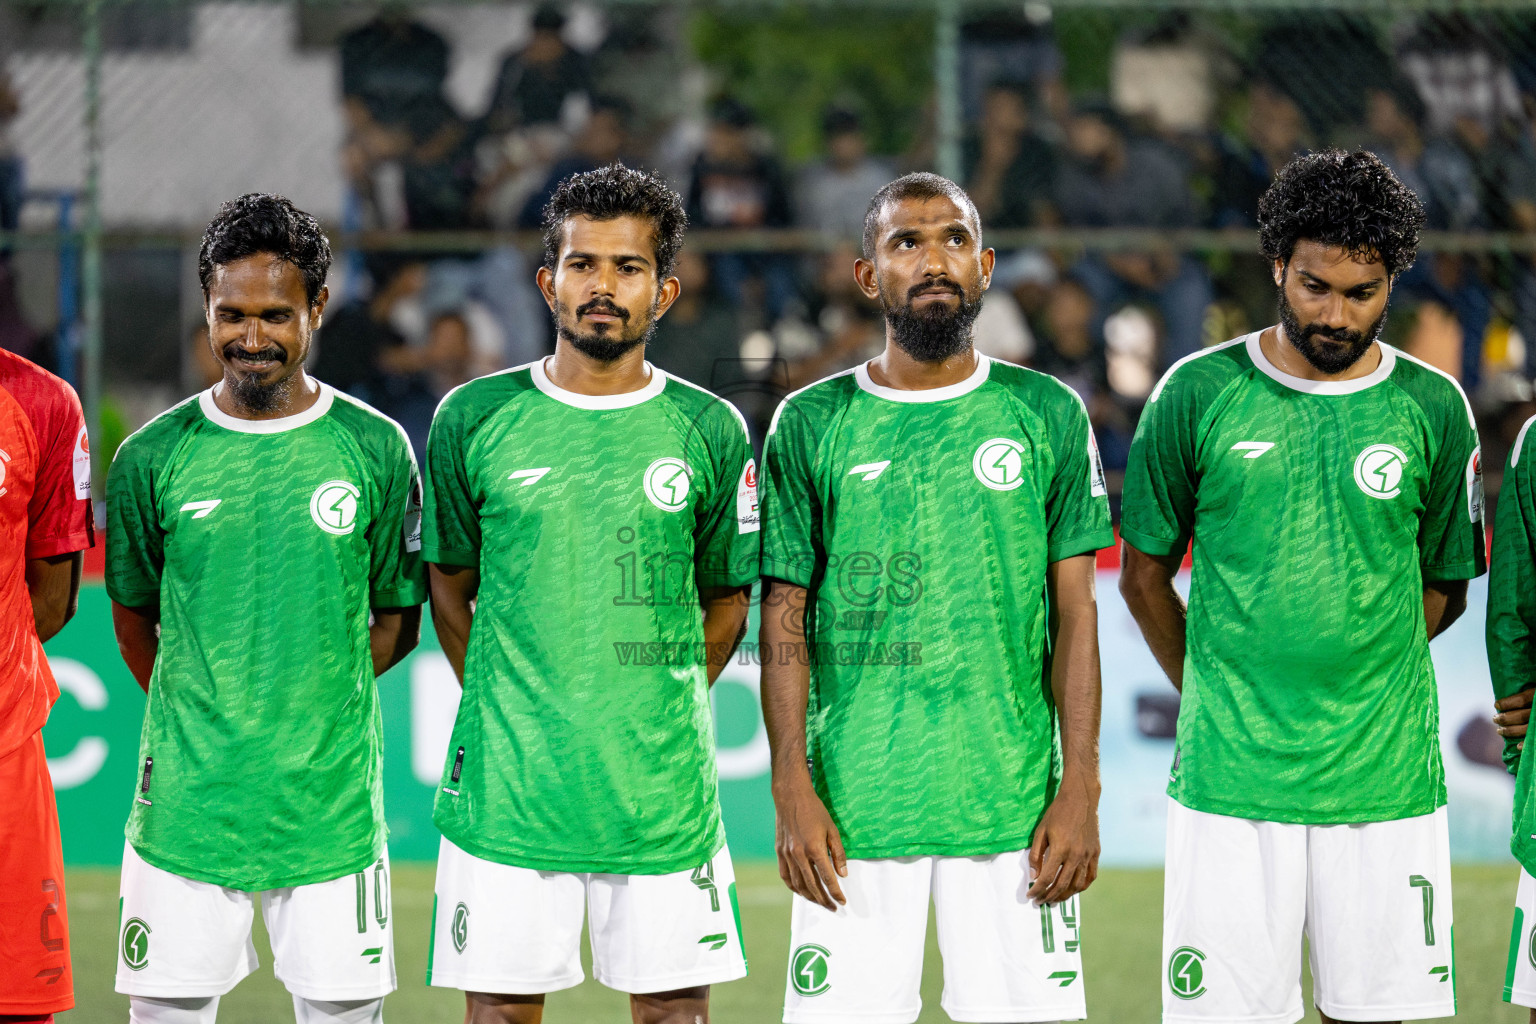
[56,863,1526,1023]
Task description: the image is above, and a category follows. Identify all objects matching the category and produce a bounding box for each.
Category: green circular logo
[790,943,831,996]
[122,917,151,971]
[451,903,469,953]
[1528,924,1536,969]
[1168,946,1207,999]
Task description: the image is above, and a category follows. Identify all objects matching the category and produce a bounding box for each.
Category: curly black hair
[862,172,981,260]
[1257,150,1424,277]
[542,163,688,279]
[198,193,332,306]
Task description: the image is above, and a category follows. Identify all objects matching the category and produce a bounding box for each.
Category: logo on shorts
[1353,444,1408,500]
[310,480,361,535]
[973,438,1027,491]
[451,902,469,953]
[122,917,151,971]
[643,458,692,512]
[790,943,831,997]
[1167,945,1206,999]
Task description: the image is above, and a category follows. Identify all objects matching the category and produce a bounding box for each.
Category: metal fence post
[934,0,962,182]
[81,0,103,483]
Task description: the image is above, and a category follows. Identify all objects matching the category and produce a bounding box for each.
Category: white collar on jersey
[198,380,335,434]
[854,351,991,403]
[530,356,667,410]
[1246,331,1397,396]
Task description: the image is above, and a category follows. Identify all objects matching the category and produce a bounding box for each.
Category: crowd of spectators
[16,6,1536,488]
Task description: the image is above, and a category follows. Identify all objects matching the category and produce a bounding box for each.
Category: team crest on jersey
[1167,945,1206,999]
[311,480,361,535]
[791,943,831,996]
[973,438,1027,491]
[644,458,692,512]
[0,446,9,498]
[122,917,151,971]
[451,902,469,953]
[1468,447,1485,524]
[1352,444,1408,500]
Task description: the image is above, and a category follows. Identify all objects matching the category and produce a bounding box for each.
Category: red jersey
[0,349,94,759]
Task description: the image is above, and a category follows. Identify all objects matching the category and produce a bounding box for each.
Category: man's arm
[26,551,83,642]
[111,599,160,693]
[1423,578,1468,640]
[1029,553,1102,905]
[370,606,422,677]
[1119,544,1188,691]
[429,563,478,685]
[760,578,846,911]
[700,584,751,686]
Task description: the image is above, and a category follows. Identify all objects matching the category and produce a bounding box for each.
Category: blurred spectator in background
[592,9,689,164]
[1030,278,1133,469]
[484,4,591,133]
[340,12,476,232]
[1055,101,1212,367]
[780,242,883,392]
[687,97,796,324]
[965,82,1058,230]
[1211,81,1311,227]
[647,248,743,390]
[0,68,19,261]
[185,323,222,393]
[960,11,1068,128]
[311,257,425,402]
[1365,78,1491,390]
[1111,13,1224,143]
[518,96,633,228]
[1365,82,1481,230]
[796,108,896,240]
[339,11,449,137]
[1250,15,1392,140]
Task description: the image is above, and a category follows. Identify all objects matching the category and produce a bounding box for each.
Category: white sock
[127,995,220,1024]
[291,996,385,1024]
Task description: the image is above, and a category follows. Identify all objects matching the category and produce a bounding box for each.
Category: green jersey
[1486,415,1536,873]
[423,360,759,874]
[1122,333,1485,824]
[105,384,426,890]
[759,354,1114,858]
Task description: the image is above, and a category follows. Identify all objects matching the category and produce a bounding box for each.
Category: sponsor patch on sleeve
[73,425,92,498]
[405,476,423,552]
[1467,446,1484,524]
[737,458,760,534]
[1088,429,1108,499]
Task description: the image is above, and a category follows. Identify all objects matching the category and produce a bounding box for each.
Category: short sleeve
[105,437,164,607]
[691,404,761,589]
[1043,388,1115,562]
[1121,374,1200,557]
[1488,418,1536,773]
[421,393,481,568]
[759,399,822,588]
[367,427,428,608]
[1417,390,1486,582]
[20,377,94,559]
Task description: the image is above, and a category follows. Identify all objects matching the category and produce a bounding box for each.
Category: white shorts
[783,849,1086,1024]
[426,836,747,995]
[114,841,396,1001]
[1504,866,1536,1007]
[1163,800,1454,1024]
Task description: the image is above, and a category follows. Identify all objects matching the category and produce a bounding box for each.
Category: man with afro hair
[1120,150,1481,1024]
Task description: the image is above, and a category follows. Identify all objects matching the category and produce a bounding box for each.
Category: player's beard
[556,296,659,362]
[222,345,294,413]
[880,277,984,363]
[1277,288,1389,376]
